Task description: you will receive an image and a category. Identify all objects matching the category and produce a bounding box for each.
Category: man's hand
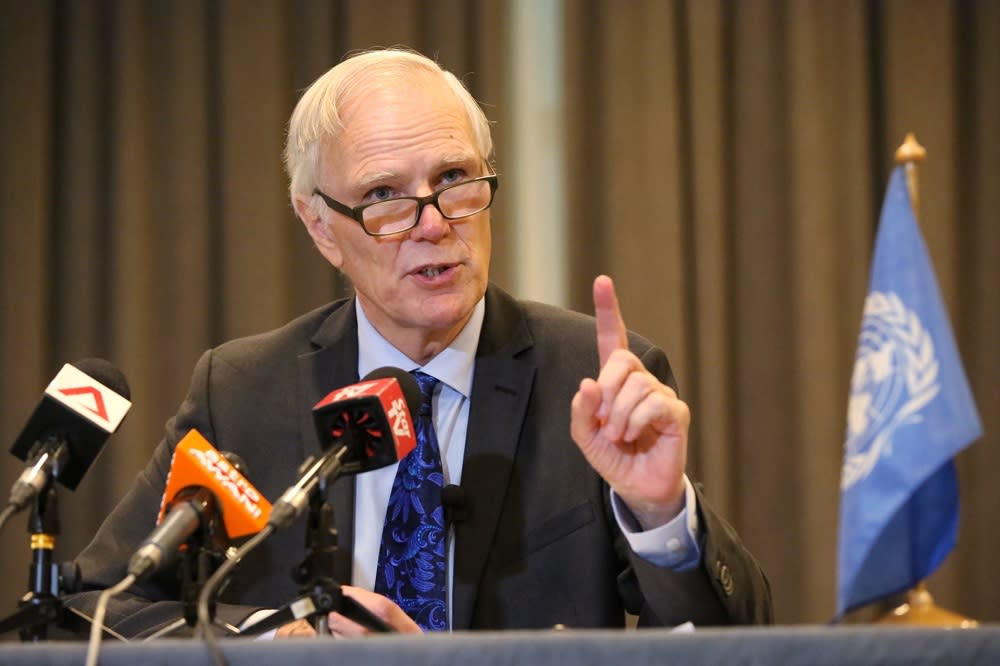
[570,275,689,530]
[275,586,423,638]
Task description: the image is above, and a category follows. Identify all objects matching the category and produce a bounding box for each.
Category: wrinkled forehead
[309,69,484,197]
[330,69,479,157]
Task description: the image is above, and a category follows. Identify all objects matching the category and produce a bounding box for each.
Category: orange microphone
[127,429,271,580]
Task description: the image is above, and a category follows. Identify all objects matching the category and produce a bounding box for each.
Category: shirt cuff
[240,609,278,640]
[609,475,702,571]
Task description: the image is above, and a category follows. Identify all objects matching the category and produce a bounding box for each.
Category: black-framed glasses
[313,174,499,237]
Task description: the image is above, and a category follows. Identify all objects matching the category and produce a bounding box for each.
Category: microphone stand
[240,469,391,636]
[0,481,125,642]
[144,516,241,639]
[181,542,231,630]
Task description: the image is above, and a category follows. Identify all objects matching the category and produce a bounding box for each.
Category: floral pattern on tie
[373,371,447,631]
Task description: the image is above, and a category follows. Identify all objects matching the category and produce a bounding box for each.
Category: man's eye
[366,185,395,202]
[440,169,464,185]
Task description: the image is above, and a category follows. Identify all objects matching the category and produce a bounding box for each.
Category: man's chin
[412,306,471,333]
[408,293,478,331]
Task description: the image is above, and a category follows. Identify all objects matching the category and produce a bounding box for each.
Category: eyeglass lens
[362,180,492,234]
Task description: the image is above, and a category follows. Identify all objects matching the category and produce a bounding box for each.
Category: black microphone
[127,431,270,580]
[443,484,468,528]
[268,367,422,529]
[7,359,132,511]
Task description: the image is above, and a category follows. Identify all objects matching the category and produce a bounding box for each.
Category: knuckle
[366,594,394,618]
[609,348,633,364]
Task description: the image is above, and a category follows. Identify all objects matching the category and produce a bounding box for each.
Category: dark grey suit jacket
[67,284,772,637]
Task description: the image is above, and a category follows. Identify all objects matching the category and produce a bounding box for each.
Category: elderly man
[70,48,771,638]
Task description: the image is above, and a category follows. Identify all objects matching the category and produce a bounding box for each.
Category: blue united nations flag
[836,166,983,616]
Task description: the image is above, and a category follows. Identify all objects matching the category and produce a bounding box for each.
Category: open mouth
[413,263,457,279]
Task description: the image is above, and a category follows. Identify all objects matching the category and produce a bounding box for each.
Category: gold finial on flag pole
[876,582,977,627]
[894,132,926,220]
[874,133,976,629]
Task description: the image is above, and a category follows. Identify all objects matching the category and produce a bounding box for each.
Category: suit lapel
[296,298,360,584]
[451,285,535,629]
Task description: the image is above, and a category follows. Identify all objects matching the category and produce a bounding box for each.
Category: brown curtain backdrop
[0,0,996,629]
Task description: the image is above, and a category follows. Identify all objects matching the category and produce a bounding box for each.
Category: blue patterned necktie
[373,370,447,631]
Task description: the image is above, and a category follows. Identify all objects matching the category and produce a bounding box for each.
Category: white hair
[284,47,494,204]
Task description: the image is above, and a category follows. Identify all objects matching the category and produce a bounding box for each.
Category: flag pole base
[875,583,978,628]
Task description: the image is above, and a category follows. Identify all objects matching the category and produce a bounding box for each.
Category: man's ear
[293,193,343,267]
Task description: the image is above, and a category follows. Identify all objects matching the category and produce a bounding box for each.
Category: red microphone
[127,429,271,579]
[311,367,421,475]
[267,368,421,530]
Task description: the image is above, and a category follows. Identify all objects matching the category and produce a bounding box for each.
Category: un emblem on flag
[842,291,940,490]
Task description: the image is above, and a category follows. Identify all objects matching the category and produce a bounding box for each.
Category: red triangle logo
[59,386,109,422]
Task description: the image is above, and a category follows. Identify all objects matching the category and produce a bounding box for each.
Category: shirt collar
[356,297,484,399]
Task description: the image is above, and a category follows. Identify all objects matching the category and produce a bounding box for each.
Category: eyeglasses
[313,174,499,237]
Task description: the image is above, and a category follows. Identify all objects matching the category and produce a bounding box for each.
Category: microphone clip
[241,479,391,636]
[443,484,468,528]
[178,539,232,630]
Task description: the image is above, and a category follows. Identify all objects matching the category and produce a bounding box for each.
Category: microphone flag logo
[57,386,109,422]
[45,363,131,432]
[328,381,379,402]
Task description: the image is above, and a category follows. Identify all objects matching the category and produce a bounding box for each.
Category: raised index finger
[594,275,628,367]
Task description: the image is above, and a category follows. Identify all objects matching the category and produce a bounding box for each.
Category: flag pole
[874,133,976,628]
[893,132,926,219]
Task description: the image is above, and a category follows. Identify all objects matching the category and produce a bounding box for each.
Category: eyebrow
[353,155,480,191]
[430,155,484,178]
[354,170,397,191]
[437,154,478,168]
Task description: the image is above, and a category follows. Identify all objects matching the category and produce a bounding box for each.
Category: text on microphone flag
[328,380,380,402]
[189,447,265,515]
[159,429,272,538]
[387,397,412,439]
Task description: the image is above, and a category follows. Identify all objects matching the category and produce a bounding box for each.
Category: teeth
[420,267,443,277]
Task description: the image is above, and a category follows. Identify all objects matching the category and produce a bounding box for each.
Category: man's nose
[410,200,449,240]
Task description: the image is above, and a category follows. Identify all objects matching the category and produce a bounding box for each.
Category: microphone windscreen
[363,366,422,416]
[221,451,250,477]
[159,430,271,539]
[70,357,131,400]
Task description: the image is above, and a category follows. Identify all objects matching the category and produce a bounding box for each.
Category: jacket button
[716,560,734,597]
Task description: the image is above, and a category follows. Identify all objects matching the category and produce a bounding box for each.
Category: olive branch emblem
[842,292,940,490]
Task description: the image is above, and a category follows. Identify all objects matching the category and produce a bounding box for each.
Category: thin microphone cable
[196,525,275,666]
[0,504,17,534]
[85,573,136,666]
